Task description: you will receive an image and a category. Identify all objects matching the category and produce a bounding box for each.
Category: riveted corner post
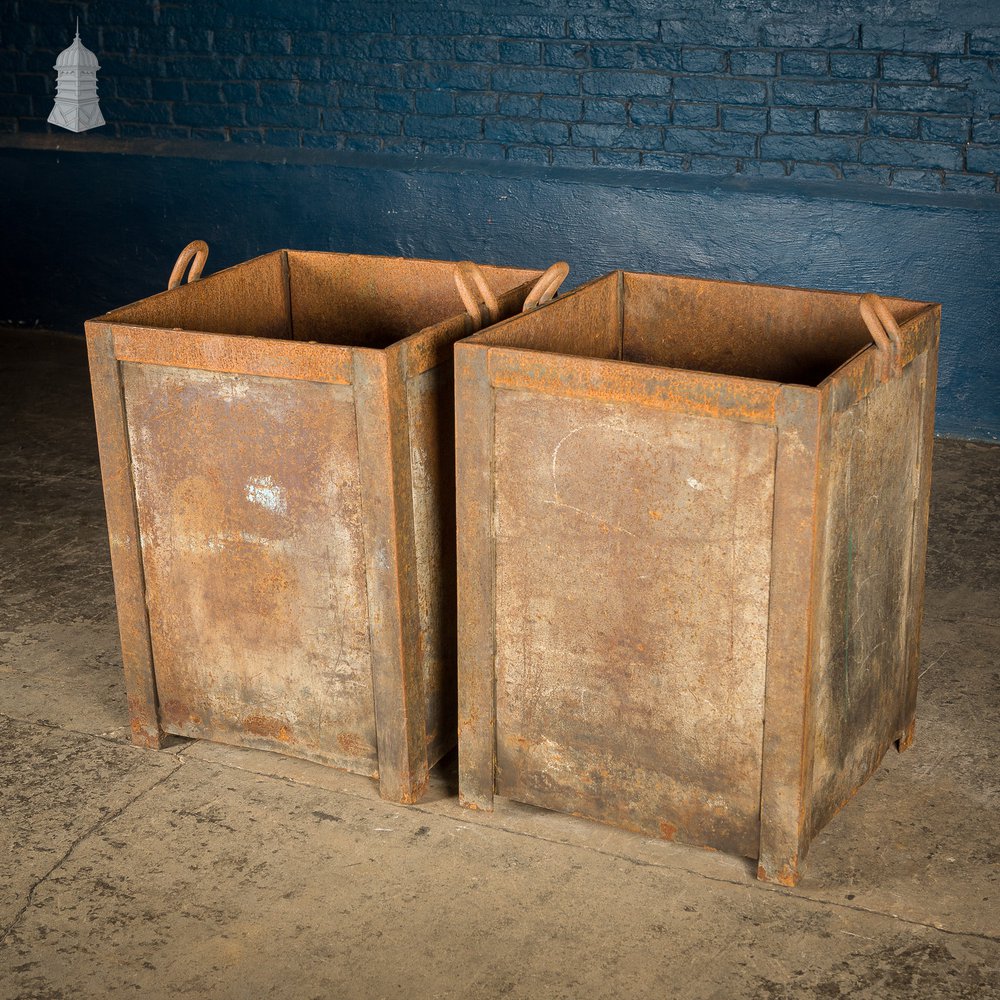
[757,385,824,886]
[85,322,163,749]
[455,342,497,811]
[353,345,430,805]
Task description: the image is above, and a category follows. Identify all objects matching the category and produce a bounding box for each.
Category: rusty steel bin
[86,244,566,804]
[455,271,940,883]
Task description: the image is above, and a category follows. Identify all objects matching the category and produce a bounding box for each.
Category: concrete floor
[1,327,997,999]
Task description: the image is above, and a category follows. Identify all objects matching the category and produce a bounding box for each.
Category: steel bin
[87,244,566,804]
[454,271,940,883]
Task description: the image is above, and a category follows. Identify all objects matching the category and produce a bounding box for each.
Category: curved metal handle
[454,261,500,333]
[168,240,209,291]
[523,261,570,312]
[859,293,902,380]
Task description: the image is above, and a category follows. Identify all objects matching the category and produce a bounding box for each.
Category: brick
[374,90,413,114]
[967,145,1000,173]
[591,44,640,69]
[769,107,815,134]
[943,172,998,193]
[290,33,328,57]
[919,116,969,143]
[500,41,542,65]
[482,15,566,40]
[818,109,866,133]
[410,38,455,62]
[740,160,788,177]
[455,39,498,63]
[970,30,1000,55]
[258,81,298,105]
[860,138,963,170]
[773,80,872,108]
[250,30,291,55]
[494,67,579,96]
[780,51,828,77]
[407,63,490,91]
[829,53,879,79]
[671,102,717,127]
[674,76,765,104]
[630,102,670,126]
[455,93,497,115]
[761,134,857,160]
[244,104,316,128]
[415,91,454,115]
[223,82,258,102]
[841,163,892,185]
[242,56,320,81]
[868,113,918,138]
[153,79,186,101]
[862,26,965,55]
[507,145,550,164]
[663,127,756,156]
[582,99,627,123]
[761,23,857,47]
[972,120,1000,144]
[584,71,671,98]
[324,108,399,133]
[404,115,482,140]
[791,162,841,181]
[342,135,380,152]
[545,44,589,69]
[635,47,680,72]
[689,154,740,175]
[882,56,935,83]
[640,152,687,172]
[596,149,643,168]
[117,77,153,100]
[890,168,944,192]
[419,140,466,156]
[551,147,597,166]
[381,137,423,155]
[485,119,569,145]
[540,96,583,119]
[190,128,228,142]
[463,141,506,160]
[230,128,265,145]
[499,94,539,117]
[173,103,232,127]
[369,37,411,62]
[877,85,971,114]
[936,57,994,86]
[722,106,768,132]
[682,48,727,73]
[329,36,370,61]
[338,85,379,109]
[662,18,757,48]
[572,122,663,149]
[730,50,777,76]
[569,17,659,42]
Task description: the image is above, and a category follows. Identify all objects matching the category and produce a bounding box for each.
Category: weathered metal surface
[456,270,940,881]
[122,363,379,774]
[492,390,775,856]
[88,248,555,803]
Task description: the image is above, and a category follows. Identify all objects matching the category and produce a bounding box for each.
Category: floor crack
[0,758,184,949]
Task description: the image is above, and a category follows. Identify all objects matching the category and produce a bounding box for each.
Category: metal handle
[454,261,500,332]
[523,261,570,312]
[859,293,902,380]
[168,240,209,291]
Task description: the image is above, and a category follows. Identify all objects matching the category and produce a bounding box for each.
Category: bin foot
[756,858,801,887]
[129,718,164,750]
[895,718,916,753]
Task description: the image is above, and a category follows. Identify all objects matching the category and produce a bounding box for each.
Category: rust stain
[659,821,678,841]
[337,731,370,757]
[243,715,293,743]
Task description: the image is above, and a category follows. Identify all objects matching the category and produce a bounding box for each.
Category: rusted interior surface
[123,363,378,773]
[471,271,930,389]
[492,389,776,857]
[808,358,928,837]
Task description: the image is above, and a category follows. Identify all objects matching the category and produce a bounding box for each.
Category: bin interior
[473,271,931,387]
[102,250,539,349]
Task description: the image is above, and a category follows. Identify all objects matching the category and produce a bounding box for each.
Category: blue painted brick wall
[2,0,999,195]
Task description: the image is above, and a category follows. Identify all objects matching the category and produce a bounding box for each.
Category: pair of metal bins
[86,247,563,804]
[455,272,939,884]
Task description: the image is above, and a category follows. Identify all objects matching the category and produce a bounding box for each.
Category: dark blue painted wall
[0,1,998,439]
[2,145,997,440]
